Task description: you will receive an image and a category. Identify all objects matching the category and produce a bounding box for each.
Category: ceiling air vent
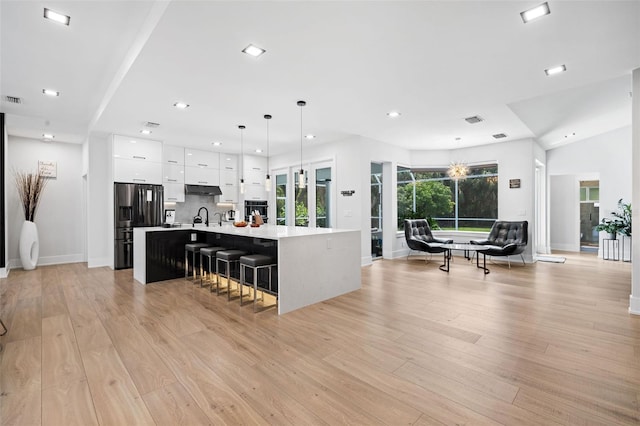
[464,115,483,124]
[492,133,507,139]
[4,95,22,104]
[144,121,160,128]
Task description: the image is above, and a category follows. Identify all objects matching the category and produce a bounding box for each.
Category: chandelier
[447,162,469,180]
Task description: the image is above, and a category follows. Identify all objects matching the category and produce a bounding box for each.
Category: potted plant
[596,199,631,240]
[13,170,48,270]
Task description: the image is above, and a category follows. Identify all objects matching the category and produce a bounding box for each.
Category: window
[397,164,498,231]
[315,167,331,228]
[294,170,308,226]
[275,174,287,225]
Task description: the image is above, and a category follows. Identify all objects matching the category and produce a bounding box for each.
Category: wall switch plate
[191,233,197,241]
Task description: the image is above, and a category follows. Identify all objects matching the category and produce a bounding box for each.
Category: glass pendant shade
[298,169,305,189]
[240,178,245,194]
[265,174,271,191]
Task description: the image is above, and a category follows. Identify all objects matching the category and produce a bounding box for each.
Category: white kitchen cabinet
[163,163,184,184]
[244,169,265,187]
[164,182,185,203]
[243,154,266,173]
[114,158,162,184]
[185,165,220,186]
[113,135,162,162]
[244,183,267,201]
[220,169,237,187]
[163,145,185,165]
[219,183,238,204]
[220,154,238,171]
[185,149,219,169]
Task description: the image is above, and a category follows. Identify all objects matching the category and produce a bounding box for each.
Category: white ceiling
[1,1,639,155]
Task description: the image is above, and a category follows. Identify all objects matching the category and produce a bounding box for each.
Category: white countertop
[134,223,358,240]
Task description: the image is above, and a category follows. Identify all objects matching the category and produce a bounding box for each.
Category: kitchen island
[133,224,361,314]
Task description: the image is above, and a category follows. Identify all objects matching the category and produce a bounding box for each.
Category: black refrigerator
[114,183,163,269]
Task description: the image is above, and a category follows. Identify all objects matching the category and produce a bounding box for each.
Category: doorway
[371,163,383,259]
[580,180,599,251]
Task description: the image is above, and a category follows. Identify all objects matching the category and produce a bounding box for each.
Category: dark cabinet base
[145,229,278,285]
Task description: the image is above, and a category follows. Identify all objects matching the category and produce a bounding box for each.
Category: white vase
[19,220,39,270]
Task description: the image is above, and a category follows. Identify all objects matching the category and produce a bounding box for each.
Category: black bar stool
[215,249,248,299]
[199,246,227,288]
[184,243,210,281]
[239,254,277,312]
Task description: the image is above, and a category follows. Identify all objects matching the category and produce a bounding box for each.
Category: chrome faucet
[212,211,224,226]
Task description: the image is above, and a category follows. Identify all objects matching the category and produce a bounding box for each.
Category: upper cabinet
[113,135,162,162]
[113,135,162,184]
[220,154,238,171]
[243,154,266,173]
[185,149,219,169]
[163,145,185,165]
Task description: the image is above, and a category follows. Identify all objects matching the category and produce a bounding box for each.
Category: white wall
[549,175,580,251]
[86,133,112,267]
[7,136,84,267]
[547,126,632,253]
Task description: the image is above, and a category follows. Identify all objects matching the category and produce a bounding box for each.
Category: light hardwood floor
[1,252,639,425]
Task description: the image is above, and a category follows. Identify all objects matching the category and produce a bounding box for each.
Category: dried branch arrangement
[13,170,48,222]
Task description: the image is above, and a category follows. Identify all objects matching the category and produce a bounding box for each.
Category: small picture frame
[38,160,57,178]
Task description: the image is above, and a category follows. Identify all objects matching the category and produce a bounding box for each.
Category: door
[371,163,383,259]
[579,181,599,250]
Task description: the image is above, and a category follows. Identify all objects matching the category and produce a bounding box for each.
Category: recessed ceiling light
[255,148,263,153]
[212,142,222,146]
[140,129,152,135]
[42,89,59,97]
[129,140,137,144]
[545,65,566,76]
[173,102,189,109]
[520,2,550,23]
[387,111,401,118]
[42,133,54,141]
[305,134,315,140]
[242,44,266,58]
[43,8,70,26]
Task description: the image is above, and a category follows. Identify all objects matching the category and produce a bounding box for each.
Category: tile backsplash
[165,195,235,225]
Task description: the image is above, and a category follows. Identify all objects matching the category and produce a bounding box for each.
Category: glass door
[315,166,332,228]
[294,170,308,226]
[371,163,383,259]
[275,173,287,225]
[579,181,599,251]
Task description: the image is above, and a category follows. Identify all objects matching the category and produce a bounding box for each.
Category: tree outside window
[397,164,498,231]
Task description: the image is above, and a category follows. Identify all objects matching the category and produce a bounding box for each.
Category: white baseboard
[550,243,579,252]
[361,255,373,267]
[0,267,8,278]
[9,254,84,270]
[88,257,111,268]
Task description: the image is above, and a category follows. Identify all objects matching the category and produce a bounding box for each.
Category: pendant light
[239,125,246,194]
[264,114,272,191]
[297,100,306,189]
[447,137,469,180]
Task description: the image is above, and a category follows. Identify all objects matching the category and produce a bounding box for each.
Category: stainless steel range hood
[184,184,222,196]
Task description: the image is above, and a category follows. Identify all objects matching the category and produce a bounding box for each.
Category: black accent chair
[404,219,453,264]
[470,220,528,268]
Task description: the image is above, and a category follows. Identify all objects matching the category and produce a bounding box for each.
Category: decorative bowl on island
[233,221,248,227]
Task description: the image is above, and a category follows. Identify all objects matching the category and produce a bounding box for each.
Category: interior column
[631,68,640,315]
